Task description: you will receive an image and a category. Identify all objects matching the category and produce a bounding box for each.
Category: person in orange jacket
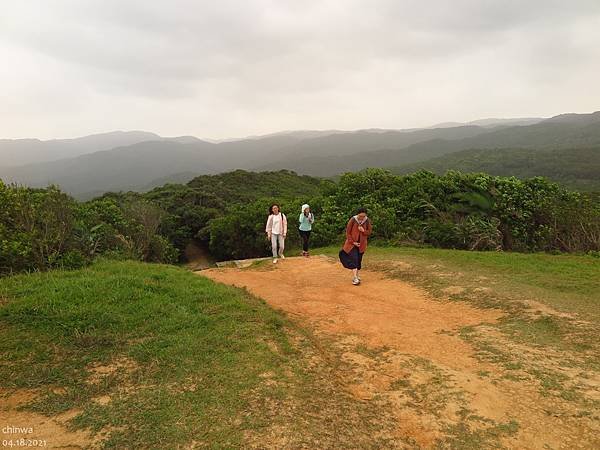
[339,207,372,285]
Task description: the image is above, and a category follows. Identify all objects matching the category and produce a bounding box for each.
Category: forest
[1,168,599,275]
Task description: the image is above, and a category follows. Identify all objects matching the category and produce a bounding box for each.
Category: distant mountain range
[1,112,599,198]
[0,131,162,166]
[259,112,600,176]
[429,117,544,129]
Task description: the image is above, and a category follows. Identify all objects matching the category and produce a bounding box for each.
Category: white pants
[271,233,285,258]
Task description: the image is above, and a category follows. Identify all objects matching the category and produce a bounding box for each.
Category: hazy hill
[257,112,600,176]
[2,112,599,197]
[431,112,600,150]
[212,129,348,142]
[0,130,162,166]
[142,172,200,191]
[431,117,544,128]
[0,125,490,197]
[544,111,600,126]
[0,133,313,199]
[390,147,600,191]
[262,125,489,163]
[2,141,219,200]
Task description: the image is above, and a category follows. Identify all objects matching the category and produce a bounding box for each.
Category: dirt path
[202,256,599,449]
[0,390,95,449]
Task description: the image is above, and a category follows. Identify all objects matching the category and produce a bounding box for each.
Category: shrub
[2,168,598,272]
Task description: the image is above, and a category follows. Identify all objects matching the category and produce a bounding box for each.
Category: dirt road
[202,256,599,449]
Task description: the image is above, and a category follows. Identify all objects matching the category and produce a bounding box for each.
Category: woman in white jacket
[265,204,288,263]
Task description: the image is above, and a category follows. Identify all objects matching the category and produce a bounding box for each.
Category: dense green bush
[313,169,598,254]
[204,168,598,259]
[1,168,598,273]
[0,182,177,275]
[208,198,320,261]
[144,184,223,254]
[0,183,79,273]
[143,171,323,260]
[208,200,272,261]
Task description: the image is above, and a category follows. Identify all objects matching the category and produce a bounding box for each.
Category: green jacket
[299,212,314,231]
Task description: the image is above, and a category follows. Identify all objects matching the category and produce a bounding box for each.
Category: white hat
[301,204,310,212]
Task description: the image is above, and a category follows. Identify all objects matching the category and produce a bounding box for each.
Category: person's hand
[358,225,365,232]
[354,241,360,247]
[267,233,271,240]
[283,234,286,238]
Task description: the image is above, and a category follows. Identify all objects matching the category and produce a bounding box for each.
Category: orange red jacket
[342,216,372,254]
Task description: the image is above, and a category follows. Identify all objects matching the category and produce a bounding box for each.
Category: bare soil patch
[0,390,93,449]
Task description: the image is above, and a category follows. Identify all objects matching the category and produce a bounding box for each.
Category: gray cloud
[1,0,599,139]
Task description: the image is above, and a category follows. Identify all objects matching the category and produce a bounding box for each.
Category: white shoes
[273,258,278,264]
[352,277,360,285]
[280,254,285,259]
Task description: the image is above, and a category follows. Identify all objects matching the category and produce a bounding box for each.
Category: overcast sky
[1,0,599,140]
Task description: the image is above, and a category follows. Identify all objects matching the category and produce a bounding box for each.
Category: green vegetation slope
[390,147,600,192]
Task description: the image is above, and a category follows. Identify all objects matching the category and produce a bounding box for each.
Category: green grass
[0,258,294,448]
[440,420,520,450]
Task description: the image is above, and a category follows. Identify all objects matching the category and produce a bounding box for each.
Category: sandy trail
[202,256,599,449]
[0,390,92,449]
[205,256,501,371]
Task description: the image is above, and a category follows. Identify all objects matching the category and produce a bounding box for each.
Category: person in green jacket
[299,203,314,257]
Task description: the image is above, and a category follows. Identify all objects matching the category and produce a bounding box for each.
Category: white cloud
[1,0,599,139]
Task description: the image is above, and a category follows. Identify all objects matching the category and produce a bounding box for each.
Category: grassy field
[0,259,299,448]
